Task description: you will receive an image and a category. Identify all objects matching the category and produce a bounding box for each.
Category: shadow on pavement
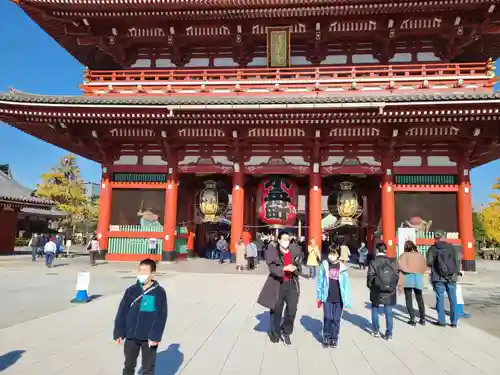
[342,310,373,334]
[0,350,25,371]
[300,315,323,342]
[254,312,269,332]
[139,344,183,375]
[52,263,69,268]
[88,294,103,302]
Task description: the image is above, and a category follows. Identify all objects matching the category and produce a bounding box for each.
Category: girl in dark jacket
[367,243,399,341]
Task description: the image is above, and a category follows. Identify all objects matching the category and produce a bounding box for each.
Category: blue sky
[0,1,499,207]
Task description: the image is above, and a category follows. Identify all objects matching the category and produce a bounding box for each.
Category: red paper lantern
[258,177,297,227]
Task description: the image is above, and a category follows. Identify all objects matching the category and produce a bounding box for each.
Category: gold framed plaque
[266,26,291,68]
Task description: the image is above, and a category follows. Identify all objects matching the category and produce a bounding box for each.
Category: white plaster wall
[390,53,412,63]
[321,156,344,166]
[358,157,381,166]
[143,156,167,165]
[394,156,422,166]
[427,156,457,166]
[113,155,139,165]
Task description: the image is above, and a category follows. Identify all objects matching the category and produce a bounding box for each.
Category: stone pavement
[1,268,500,374]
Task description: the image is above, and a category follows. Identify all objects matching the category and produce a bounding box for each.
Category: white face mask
[328,254,339,263]
[279,240,290,249]
[137,274,150,284]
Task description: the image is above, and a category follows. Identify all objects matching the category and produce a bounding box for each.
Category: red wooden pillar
[457,161,475,271]
[230,163,245,262]
[381,158,396,258]
[186,188,195,258]
[0,208,17,254]
[308,165,322,250]
[163,167,178,262]
[97,169,112,251]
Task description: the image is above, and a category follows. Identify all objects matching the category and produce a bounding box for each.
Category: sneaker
[330,340,338,348]
[407,320,417,327]
[321,338,329,348]
[371,332,380,338]
[418,319,426,326]
[450,323,458,328]
[268,330,280,344]
[282,335,292,347]
[384,334,393,342]
[432,322,447,327]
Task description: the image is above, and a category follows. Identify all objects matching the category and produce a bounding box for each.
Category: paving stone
[1,270,500,374]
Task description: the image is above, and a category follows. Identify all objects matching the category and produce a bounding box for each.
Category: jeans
[404,288,426,321]
[308,266,317,279]
[323,302,343,341]
[433,281,457,325]
[31,246,38,261]
[123,339,158,375]
[270,279,299,336]
[44,252,55,267]
[371,305,394,336]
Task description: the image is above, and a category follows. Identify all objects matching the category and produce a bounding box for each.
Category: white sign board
[148,238,157,250]
[397,228,417,258]
[76,272,90,291]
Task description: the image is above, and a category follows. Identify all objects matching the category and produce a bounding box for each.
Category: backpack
[375,260,397,293]
[435,247,458,278]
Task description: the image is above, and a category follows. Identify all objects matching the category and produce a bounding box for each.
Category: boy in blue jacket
[113,259,168,375]
[317,246,352,348]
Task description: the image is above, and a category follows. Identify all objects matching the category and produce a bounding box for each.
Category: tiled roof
[20,207,66,217]
[2,89,500,107]
[0,166,53,207]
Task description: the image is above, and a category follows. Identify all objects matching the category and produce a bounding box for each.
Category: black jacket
[113,280,168,342]
[427,241,459,283]
[367,254,399,306]
[257,244,302,309]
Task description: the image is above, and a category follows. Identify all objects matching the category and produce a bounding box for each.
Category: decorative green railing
[110,224,164,232]
[108,238,163,254]
[112,173,167,183]
[416,245,430,258]
[395,175,457,185]
[415,231,459,239]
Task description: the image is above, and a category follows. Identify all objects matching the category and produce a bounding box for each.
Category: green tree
[35,154,87,235]
[473,211,486,241]
[483,178,500,242]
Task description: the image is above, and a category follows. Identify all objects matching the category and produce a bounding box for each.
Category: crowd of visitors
[28,232,101,267]
[255,229,461,346]
[110,229,462,372]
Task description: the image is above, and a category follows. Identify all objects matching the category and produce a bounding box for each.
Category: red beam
[110,182,169,189]
[393,185,459,192]
[106,254,162,262]
[108,231,164,238]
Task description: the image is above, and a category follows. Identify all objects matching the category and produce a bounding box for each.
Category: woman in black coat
[367,243,399,341]
[257,231,302,347]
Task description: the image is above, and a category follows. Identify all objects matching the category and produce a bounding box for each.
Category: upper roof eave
[2,89,500,110]
[15,0,498,12]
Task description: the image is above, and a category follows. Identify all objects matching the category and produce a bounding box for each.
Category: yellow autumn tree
[35,154,88,234]
[483,178,500,242]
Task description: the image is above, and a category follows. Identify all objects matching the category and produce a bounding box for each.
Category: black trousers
[89,251,97,265]
[270,279,299,336]
[404,287,426,321]
[247,256,255,269]
[123,339,158,375]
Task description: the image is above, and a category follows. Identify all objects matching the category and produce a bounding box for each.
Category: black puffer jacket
[367,254,399,306]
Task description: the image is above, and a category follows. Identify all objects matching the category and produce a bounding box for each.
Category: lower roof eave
[2,89,500,111]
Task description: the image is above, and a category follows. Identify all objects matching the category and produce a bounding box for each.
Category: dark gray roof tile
[1,89,500,107]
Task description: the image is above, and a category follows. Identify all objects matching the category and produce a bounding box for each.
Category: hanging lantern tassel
[456,284,471,319]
